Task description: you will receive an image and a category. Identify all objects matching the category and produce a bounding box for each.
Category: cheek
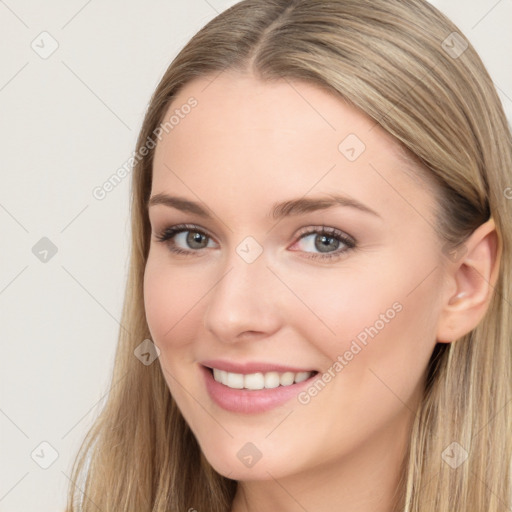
[276,263,403,358]
[143,255,201,349]
[143,257,205,411]
[291,254,440,402]
[287,276,439,462]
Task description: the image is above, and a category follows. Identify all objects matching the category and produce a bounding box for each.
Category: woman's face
[144,70,448,481]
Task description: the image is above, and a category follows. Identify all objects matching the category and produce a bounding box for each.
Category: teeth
[226,372,244,389]
[244,372,264,389]
[280,372,295,386]
[294,371,310,383]
[264,371,280,389]
[211,368,314,390]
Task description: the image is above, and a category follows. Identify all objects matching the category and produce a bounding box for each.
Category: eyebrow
[148,193,381,220]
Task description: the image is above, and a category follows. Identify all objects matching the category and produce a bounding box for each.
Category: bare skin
[143,70,500,512]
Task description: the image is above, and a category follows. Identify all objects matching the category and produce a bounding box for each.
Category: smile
[211,368,314,390]
[200,363,320,413]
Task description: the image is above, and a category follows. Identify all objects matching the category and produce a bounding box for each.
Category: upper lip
[200,359,317,375]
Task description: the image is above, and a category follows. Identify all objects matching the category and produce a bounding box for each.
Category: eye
[291,226,356,261]
[154,223,357,261]
[154,224,216,256]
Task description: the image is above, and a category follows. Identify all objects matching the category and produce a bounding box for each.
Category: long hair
[65,1,512,510]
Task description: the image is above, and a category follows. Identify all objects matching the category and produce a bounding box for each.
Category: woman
[66,1,512,510]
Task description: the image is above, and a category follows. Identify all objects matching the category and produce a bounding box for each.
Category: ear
[436,217,501,343]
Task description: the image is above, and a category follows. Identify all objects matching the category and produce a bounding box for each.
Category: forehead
[151,71,437,227]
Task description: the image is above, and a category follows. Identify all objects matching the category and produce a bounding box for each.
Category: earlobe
[436,217,501,343]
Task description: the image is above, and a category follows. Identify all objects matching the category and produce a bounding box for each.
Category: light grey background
[0,1,510,511]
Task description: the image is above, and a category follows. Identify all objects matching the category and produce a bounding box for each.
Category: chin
[197,438,305,482]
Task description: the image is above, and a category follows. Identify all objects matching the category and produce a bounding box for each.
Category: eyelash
[154,223,357,261]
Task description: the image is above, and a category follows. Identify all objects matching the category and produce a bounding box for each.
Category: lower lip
[200,365,318,414]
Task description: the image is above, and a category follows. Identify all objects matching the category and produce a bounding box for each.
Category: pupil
[188,232,206,248]
[316,235,338,253]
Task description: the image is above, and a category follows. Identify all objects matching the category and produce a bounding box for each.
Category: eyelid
[154,223,216,244]
[294,225,355,244]
[153,223,354,243]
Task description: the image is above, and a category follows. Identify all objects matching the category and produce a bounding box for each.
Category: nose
[202,247,283,343]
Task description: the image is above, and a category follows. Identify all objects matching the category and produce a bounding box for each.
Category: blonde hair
[66,1,512,510]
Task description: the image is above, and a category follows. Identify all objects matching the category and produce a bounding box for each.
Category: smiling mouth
[205,367,319,390]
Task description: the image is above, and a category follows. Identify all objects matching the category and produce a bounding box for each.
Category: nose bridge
[202,240,281,340]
